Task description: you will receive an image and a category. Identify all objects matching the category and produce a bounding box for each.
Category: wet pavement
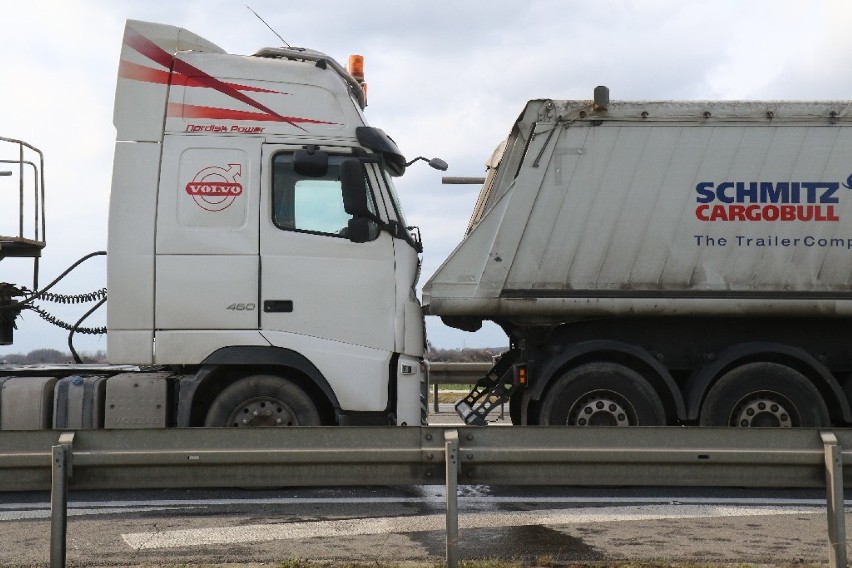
[0,484,841,566]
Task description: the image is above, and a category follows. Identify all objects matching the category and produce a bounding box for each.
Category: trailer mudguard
[528,339,686,421]
[682,342,852,423]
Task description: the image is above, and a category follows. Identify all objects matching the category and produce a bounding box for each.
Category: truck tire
[204,374,322,427]
[699,362,829,427]
[537,362,666,426]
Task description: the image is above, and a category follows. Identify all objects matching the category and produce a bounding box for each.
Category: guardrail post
[434,383,440,414]
[821,432,846,568]
[50,432,74,568]
[445,429,459,568]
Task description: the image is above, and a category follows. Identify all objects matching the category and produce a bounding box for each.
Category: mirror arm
[386,220,423,253]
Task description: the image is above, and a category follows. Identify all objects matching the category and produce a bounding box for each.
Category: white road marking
[0,494,838,513]
[121,504,824,550]
[0,507,185,521]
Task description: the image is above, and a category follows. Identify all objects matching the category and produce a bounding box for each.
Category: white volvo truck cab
[105,20,427,426]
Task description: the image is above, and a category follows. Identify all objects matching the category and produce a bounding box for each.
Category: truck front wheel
[699,362,829,427]
[204,374,322,427]
[537,362,666,426]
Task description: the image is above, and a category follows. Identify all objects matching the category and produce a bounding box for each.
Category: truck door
[259,145,396,352]
[154,136,262,354]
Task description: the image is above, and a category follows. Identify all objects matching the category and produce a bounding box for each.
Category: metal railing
[0,136,46,290]
[0,426,848,568]
[428,361,492,413]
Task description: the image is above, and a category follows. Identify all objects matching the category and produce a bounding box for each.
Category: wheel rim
[567,390,635,426]
[729,391,797,427]
[225,396,300,427]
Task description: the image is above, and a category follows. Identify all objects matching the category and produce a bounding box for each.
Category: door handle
[263,300,293,313]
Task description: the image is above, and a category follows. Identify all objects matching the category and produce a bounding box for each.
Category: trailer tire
[509,390,523,425]
[204,374,322,427]
[537,362,666,426]
[699,362,829,427]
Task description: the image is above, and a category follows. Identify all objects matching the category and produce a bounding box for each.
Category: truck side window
[272,153,380,240]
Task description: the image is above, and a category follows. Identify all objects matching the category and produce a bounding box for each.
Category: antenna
[246,5,291,48]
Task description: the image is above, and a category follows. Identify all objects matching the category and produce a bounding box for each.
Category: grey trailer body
[424,97,852,428]
[425,99,852,319]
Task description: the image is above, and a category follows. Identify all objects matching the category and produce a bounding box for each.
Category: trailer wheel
[537,362,666,426]
[204,374,321,427]
[699,362,829,427]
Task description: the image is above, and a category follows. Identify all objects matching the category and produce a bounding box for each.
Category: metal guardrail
[428,361,492,384]
[0,426,849,568]
[428,361,492,413]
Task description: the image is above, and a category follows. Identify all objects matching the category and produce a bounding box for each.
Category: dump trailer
[5,19,852,433]
[424,93,852,427]
[0,20,430,430]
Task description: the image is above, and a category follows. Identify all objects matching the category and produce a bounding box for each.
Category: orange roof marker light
[348,54,365,82]
[348,54,367,105]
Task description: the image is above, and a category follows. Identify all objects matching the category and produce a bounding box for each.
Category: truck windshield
[272,153,380,240]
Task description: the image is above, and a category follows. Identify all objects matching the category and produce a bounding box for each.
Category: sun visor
[356,126,406,176]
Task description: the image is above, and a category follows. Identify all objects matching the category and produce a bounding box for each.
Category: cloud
[3,0,852,355]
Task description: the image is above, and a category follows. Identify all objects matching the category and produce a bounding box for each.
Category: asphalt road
[0,484,844,566]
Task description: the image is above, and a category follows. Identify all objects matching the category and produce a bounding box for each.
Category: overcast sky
[2,0,851,357]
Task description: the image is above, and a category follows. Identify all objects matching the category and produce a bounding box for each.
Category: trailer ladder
[454,349,520,426]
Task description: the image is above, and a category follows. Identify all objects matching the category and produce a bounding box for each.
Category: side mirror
[346,217,372,243]
[427,157,449,171]
[294,147,328,177]
[403,156,448,171]
[341,159,371,217]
